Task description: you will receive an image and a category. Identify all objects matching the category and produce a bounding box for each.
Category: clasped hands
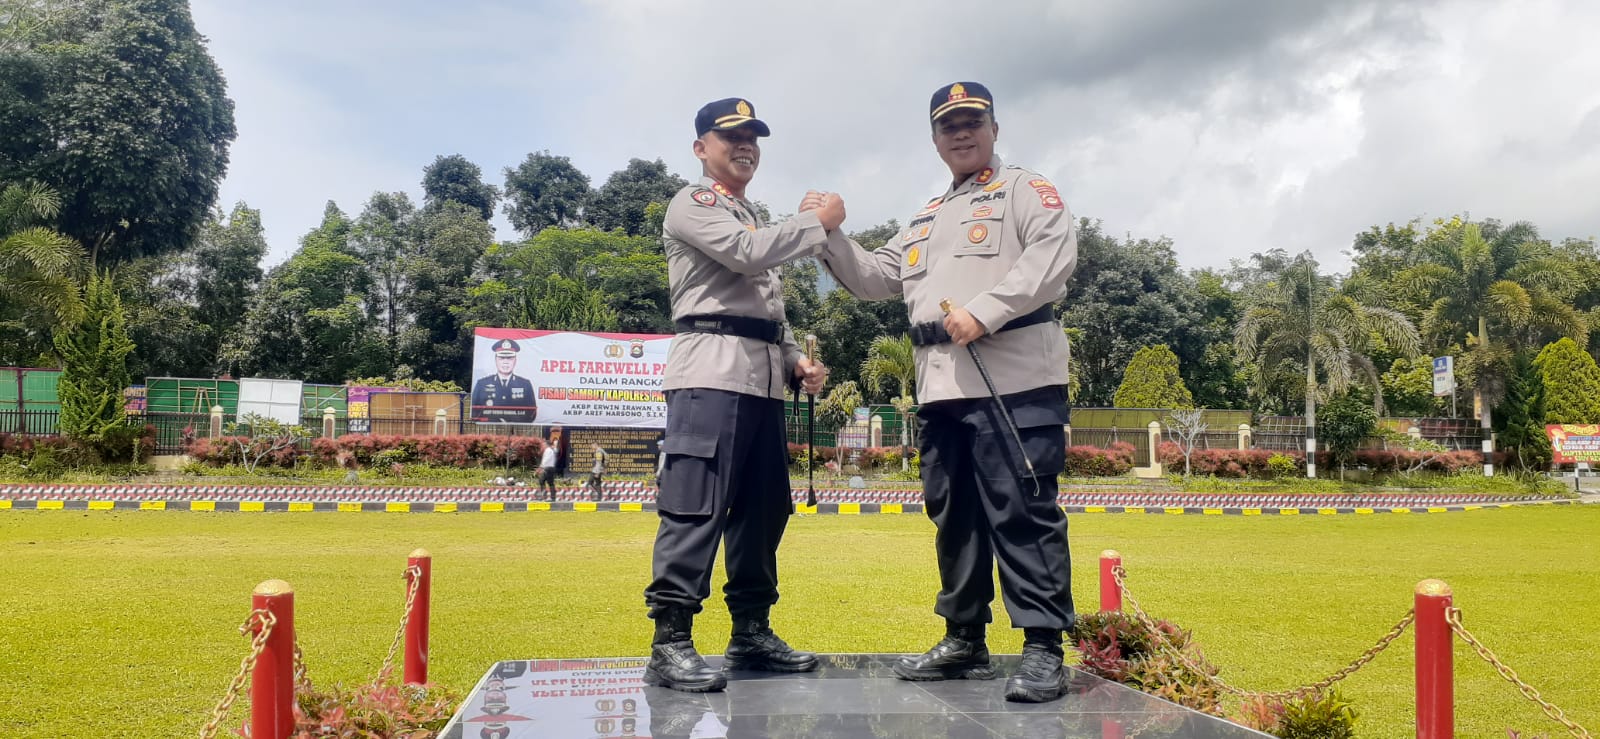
[801,190,987,345]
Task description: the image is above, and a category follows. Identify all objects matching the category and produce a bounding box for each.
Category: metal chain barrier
[199,609,277,739]
[1446,607,1593,739]
[293,642,311,691]
[373,564,424,687]
[1112,565,1414,702]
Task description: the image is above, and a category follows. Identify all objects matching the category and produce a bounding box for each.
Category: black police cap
[930,81,994,122]
[694,98,771,138]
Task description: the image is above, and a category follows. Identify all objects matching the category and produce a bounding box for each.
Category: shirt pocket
[954,200,1007,258]
[898,220,933,278]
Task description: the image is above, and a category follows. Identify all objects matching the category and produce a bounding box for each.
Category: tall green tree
[422,154,499,222]
[399,202,492,385]
[462,228,668,334]
[503,150,592,235]
[1113,344,1193,409]
[1498,350,1551,473]
[1535,337,1600,424]
[780,258,823,332]
[226,206,384,383]
[587,158,686,236]
[0,179,85,364]
[0,0,236,264]
[349,191,419,365]
[1389,219,1586,444]
[1187,269,1249,409]
[54,271,133,442]
[116,255,206,379]
[1058,221,1208,407]
[525,273,619,332]
[1235,251,1420,475]
[116,202,264,378]
[193,203,267,359]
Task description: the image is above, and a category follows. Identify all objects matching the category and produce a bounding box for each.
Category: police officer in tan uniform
[816,82,1078,702]
[643,97,838,693]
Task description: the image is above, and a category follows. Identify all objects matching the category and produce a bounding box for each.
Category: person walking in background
[587,442,609,501]
[538,439,558,501]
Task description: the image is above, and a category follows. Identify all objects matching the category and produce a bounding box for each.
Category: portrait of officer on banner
[471,338,538,423]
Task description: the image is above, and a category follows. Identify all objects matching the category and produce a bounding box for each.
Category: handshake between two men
[794,188,986,347]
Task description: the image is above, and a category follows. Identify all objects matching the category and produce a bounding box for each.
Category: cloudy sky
[190,0,1600,272]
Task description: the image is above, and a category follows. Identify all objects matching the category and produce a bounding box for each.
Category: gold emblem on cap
[736,100,751,116]
[949,83,967,101]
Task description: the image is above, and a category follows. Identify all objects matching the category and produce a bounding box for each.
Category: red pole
[404,548,432,685]
[1099,550,1122,613]
[1415,579,1453,739]
[250,579,295,739]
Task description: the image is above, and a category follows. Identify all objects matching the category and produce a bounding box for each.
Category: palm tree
[861,334,917,470]
[1393,222,1585,471]
[1234,252,1421,477]
[0,181,87,363]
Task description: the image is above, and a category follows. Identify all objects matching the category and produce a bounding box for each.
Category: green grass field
[1,506,1595,738]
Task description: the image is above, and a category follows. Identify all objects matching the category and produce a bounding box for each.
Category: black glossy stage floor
[439,653,1268,738]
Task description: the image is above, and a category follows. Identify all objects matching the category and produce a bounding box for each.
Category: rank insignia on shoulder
[711,182,732,197]
[1029,178,1063,210]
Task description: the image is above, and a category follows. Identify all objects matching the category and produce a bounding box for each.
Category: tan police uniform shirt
[819,156,1076,404]
[662,176,828,400]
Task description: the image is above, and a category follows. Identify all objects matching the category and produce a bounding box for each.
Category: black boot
[643,609,726,692]
[724,612,818,673]
[893,622,995,681]
[1004,628,1067,702]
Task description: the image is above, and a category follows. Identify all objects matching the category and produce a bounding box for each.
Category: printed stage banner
[471,328,671,428]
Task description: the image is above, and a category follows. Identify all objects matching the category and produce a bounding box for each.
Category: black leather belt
[908,305,1055,347]
[674,314,784,344]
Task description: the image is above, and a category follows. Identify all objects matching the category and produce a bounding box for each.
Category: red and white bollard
[405,548,432,685]
[1415,579,1453,739]
[1099,550,1122,613]
[250,579,295,739]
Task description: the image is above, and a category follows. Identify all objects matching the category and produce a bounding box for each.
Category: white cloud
[192,0,1600,273]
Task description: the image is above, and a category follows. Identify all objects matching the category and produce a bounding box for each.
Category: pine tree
[1113,345,1194,409]
[1535,338,1600,424]
[1497,350,1551,472]
[54,271,134,442]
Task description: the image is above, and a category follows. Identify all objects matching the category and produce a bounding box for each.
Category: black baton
[805,333,818,507]
[941,299,1041,496]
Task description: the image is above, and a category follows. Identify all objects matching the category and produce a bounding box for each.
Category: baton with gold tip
[804,334,819,507]
[940,299,1041,496]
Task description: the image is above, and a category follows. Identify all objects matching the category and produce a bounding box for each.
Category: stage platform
[439,653,1268,738]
